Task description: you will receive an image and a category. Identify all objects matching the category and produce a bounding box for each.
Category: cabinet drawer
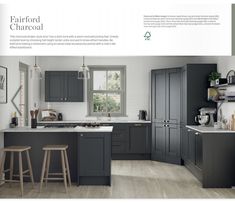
[112,142,126,154]
[112,132,127,142]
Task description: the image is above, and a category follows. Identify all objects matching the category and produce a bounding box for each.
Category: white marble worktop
[2,126,113,133]
[186,125,235,133]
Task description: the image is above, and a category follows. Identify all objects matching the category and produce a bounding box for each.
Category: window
[88,66,126,116]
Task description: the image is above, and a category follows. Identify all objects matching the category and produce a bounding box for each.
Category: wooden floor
[1,160,235,198]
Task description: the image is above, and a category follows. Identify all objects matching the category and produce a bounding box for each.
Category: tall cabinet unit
[151,64,217,166]
[151,68,182,164]
[181,64,217,179]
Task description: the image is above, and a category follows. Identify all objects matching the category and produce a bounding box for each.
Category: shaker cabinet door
[78,133,111,176]
[45,71,65,102]
[151,123,165,161]
[66,72,84,102]
[151,70,166,123]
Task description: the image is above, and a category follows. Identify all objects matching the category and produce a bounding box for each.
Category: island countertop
[2,126,113,133]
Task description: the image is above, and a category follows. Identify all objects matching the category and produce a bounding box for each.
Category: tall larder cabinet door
[165,68,181,125]
[151,70,166,123]
[151,123,166,161]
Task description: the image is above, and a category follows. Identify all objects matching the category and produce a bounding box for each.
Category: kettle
[138,110,147,120]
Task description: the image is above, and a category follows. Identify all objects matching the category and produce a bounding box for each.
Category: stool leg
[40,150,48,192]
[64,150,71,187]
[26,150,34,188]
[61,150,68,193]
[9,152,14,187]
[0,151,6,182]
[45,150,51,187]
[19,152,24,197]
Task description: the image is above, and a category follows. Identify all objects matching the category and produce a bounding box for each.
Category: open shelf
[211,83,235,88]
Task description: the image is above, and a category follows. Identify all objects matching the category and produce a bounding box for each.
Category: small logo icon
[144,31,151,40]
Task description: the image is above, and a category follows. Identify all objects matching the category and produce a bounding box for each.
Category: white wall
[0,56,35,150]
[38,56,194,121]
[189,56,235,122]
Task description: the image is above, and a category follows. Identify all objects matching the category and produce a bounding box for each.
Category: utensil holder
[31,119,37,128]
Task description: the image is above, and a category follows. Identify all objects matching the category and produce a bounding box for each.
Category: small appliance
[138,110,147,120]
[58,113,63,121]
[195,107,216,127]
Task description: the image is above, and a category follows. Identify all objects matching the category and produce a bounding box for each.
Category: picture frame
[0,66,7,103]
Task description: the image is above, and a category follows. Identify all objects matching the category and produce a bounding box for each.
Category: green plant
[208,71,221,81]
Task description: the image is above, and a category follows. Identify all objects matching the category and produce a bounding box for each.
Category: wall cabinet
[45,71,84,102]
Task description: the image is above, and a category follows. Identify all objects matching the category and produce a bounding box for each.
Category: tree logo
[144,31,151,40]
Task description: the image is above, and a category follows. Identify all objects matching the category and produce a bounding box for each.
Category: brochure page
[0,0,235,202]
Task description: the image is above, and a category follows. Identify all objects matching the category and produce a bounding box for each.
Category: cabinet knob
[163,120,166,122]
[60,98,63,101]
[163,124,166,127]
[195,132,199,135]
[166,124,169,127]
[166,120,170,123]
[80,134,83,137]
[134,124,142,127]
[65,98,67,101]
[187,129,191,132]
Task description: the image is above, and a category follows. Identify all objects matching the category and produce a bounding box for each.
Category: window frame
[87,65,126,117]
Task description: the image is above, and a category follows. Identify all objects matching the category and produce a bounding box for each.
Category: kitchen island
[183,125,235,188]
[2,126,113,186]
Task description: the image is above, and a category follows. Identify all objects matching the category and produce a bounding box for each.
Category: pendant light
[34,56,42,79]
[78,56,90,79]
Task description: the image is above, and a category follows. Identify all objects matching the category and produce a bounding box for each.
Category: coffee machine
[195,107,216,126]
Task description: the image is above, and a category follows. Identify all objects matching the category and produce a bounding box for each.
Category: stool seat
[40,145,71,193]
[43,145,68,151]
[2,146,31,152]
[0,145,34,197]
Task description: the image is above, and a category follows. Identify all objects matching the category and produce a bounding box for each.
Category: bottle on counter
[11,112,18,127]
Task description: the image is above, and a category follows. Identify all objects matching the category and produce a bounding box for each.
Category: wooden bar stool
[40,145,71,193]
[0,146,34,196]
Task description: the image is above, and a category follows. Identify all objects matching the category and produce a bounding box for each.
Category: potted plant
[208,71,221,87]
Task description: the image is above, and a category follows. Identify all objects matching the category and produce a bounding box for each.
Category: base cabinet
[77,132,111,185]
[184,127,235,188]
[110,123,151,160]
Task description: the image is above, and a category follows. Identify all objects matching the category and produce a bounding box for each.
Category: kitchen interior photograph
[0,56,235,199]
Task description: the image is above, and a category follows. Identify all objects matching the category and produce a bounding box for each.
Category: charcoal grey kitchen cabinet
[151,123,165,162]
[111,124,128,154]
[128,123,151,154]
[181,126,189,160]
[151,68,181,164]
[77,132,111,185]
[185,128,203,182]
[188,128,196,164]
[45,71,84,102]
[195,131,203,170]
[110,123,151,160]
